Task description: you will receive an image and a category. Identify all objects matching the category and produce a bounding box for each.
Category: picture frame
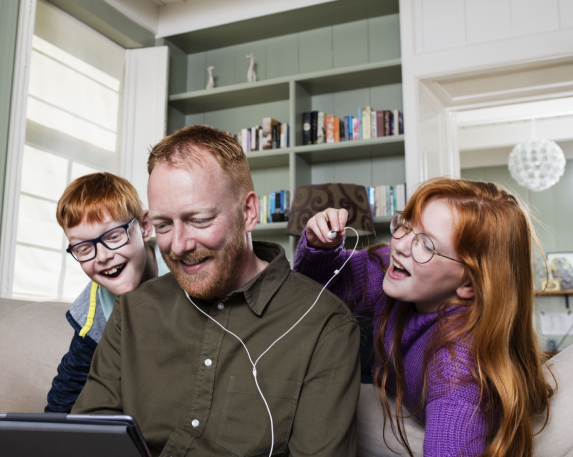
[546,252,573,291]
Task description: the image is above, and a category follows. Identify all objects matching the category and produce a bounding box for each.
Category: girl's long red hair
[372,177,555,457]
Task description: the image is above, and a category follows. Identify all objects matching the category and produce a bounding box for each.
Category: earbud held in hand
[327,231,337,240]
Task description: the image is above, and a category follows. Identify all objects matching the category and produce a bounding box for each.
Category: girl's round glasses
[390,211,464,265]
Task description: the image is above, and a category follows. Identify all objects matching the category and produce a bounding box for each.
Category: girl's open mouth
[389,257,411,279]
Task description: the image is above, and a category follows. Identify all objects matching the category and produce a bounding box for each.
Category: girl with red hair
[294,177,555,457]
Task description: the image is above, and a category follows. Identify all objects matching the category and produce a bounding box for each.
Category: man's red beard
[162,214,247,300]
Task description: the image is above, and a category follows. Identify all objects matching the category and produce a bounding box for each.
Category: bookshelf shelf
[170,80,290,115]
[246,149,291,170]
[169,59,401,115]
[295,135,404,164]
[246,136,404,170]
[296,60,402,96]
[253,221,288,236]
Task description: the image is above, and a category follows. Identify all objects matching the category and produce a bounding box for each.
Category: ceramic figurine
[246,53,257,83]
[206,66,215,89]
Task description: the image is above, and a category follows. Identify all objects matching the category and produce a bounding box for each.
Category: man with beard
[72,125,361,457]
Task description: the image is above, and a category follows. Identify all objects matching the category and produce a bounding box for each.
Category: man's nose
[171,221,196,256]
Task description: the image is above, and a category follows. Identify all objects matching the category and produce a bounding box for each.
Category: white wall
[400,0,573,190]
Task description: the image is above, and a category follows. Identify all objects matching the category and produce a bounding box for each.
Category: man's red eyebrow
[149,207,217,220]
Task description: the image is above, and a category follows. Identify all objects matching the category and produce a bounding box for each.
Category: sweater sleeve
[293,228,389,316]
[422,344,488,456]
[45,331,96,413]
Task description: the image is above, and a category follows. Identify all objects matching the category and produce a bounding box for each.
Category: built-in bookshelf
[163,10,405,260]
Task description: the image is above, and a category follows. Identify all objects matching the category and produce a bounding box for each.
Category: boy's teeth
[104,268,118,275]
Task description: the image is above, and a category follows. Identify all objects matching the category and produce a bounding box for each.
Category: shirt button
[192,419,199,427]
[205,358,212,367]
[218,303,224,309]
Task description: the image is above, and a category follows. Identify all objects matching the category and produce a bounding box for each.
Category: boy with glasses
[45,172,169,413]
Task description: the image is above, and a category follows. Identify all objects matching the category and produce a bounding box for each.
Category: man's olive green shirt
[73,242,361,457]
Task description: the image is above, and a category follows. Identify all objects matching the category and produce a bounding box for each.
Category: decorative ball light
[508,136,566,192]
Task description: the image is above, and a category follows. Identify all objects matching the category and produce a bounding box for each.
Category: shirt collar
[225,241,291,316]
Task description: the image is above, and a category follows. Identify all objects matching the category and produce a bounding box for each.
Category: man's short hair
[147,125,254,198]
[56,172,143,229]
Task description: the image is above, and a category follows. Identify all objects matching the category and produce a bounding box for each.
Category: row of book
[302,108,403,145]
[232,118,290,152]
[259,190,290,224]
[367,184,406,217]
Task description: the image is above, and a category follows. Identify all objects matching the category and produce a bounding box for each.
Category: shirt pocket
[217,375,302,457]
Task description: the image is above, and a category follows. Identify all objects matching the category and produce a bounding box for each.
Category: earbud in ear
[327,231,337,240]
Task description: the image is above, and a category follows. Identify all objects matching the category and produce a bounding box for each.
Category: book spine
[376,111,384,137]
[262,118,277,150]
[259,196,263,224]
[352,117,361,141]
[368,187,376,217]
[371,111,377,138]
[250,127,257,151]
[310,111,318,144]
[343,116,350,141]
[398,111,404,134]
[396,184,406,211]
[357,108,362,140]
[393,186,397,213]
[317,112,325,144]
[333,117,340,142]
[262,195,267,224]
[272,123,280,149]
[241,128,248,153]
[383,111,393,137]
[325,114,335,143]
[259,128,263,151]
[286,123,290,148]
[275,191,281,216]
[280,124,286,149]
[268,192,275,222]
[302,112,311,146]
[362,107,371,139]
[378,186,385,217]
[285,190,290,219]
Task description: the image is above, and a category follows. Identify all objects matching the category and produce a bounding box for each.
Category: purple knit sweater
[294,231,488,457]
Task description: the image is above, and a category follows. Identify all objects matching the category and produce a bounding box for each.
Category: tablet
[0,413,152,457]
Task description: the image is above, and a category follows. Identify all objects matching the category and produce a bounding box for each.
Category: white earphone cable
[184,227,359,457]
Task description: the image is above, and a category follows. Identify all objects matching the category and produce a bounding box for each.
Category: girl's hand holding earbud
[305,208,347,249]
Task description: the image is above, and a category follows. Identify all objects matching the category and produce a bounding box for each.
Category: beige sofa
[2,297,572,456]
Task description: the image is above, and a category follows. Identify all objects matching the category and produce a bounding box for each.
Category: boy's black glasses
[66,218,137,262]
[390,211,464,265]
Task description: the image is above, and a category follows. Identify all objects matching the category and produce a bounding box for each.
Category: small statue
[246,54,257,83]
[206,66,215,90]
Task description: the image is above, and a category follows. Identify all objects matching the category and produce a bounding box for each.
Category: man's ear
[456,280,475,300]
[243,191,259,233]
[140,210,154,243]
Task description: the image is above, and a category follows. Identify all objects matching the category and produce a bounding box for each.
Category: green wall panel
[161,39,188,95]
[0,0,19,238]
[298,27,333,74]
[332,20,369,69]
[186,100,289,134]
[266,33,299,80]
[187,51,207,92]
[368,14,401,63]
[370,82,404,111]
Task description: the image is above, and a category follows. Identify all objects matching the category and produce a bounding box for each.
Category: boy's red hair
[56,172,143,230]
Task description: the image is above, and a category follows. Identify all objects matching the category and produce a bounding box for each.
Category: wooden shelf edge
[168,58,402,102]
[534,290,573,296]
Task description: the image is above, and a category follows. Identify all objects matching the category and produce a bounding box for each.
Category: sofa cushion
[357,345,573,456]
[0,298,72,413]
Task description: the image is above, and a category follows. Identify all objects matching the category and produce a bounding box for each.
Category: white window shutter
[121,46,169,209]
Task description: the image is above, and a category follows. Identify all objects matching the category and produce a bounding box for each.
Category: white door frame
[0,0,37,298]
